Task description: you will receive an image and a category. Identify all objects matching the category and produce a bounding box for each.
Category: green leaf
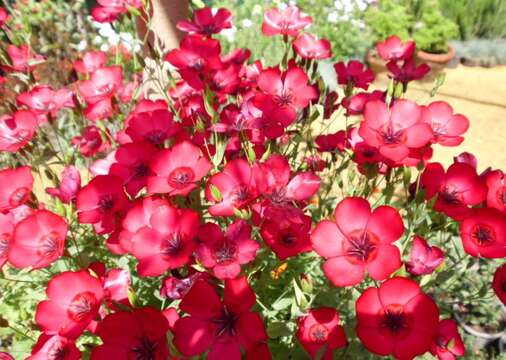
[209,184,222,202]
[272,298,292,311]
[292,278,308,309]
[431,72,446,97]
[267,322,291,339]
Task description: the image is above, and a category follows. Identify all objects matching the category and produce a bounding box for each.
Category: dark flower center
[99,195,114,211]
[281,233,298,248]
[380,126,404,145]
[190,59,205,71]
[97,83,114,95]
[168,167,195,189]
[67,291,97,322]
[308,324,329,343]
[130,337,158,360]
[471,224,495,246]
[212,307,238,337]
[380,304,408,335]
[47,340,67,360]
[232,185,250,203]
[346,231,377,263]
[0,233,11,257]
[274,90,294,107]
[440,185,462,205]
[215,242,237,264]
[134,162,150,178]
[38,231,61,259]
[201,24,217,36]
[496,187,506,205]
[145,130,165,144]
[162,233,184,257]
[269,188,287,205]
[9,187,30,207]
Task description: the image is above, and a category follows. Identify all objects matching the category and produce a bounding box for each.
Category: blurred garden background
[1,0,506,358]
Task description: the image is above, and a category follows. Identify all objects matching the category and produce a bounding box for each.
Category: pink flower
[196,220,259,279]
[0,166,33,211]
[206,159,258,216]
[421,162,487,220]
[262,6,312,37]
[296,307,347,359]
[293,33,332,59]
[71,125,110,157]
[4,44,45,72]
[129,205,199,277]
[125,109,180,145]
[430,319,466,360]
[76,175,129,234]
[177,7,233,36]
[73,51,107,74]
[78,66,123,104]
[376,36,415,61]
[485,170,506,212]
[406,236,444,276]
[421,101,469,146]
[28,334,80,360]
[311,197,404,286]
[109,141,158,197]
[0,7,8,27]
[334,60,374,90]
[256,66,317,126]
[8,210,68,270]
[147,141,212,196]
[359,99,433,162]
[46,166,81,204]
[0,110,38,152]
[173,277,269,358]
[16,85,74,118]
[35,270,104,339]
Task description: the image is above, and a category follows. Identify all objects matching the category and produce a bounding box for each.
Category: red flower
[161,272,208,300]
[46,166,81,204]
[421,101,469,146]
[430,319,465,360]
[78,66,123,104]
[91,307,170,359]
[0,211,14,268]
[254,154,320,208]
[129,205,199,276]
[355,277,439,360]
[17,85,74,119]
[315,131,347,152]
[28,334,80,360]
[73,51,107,74]
[421,162,487,220]
[262,6,312,37]
[454,151,477,169]
[0,7,7,27]
[4,44,45,72]
[406,236,444,276]
[173,277,269,358]
[311,197,403,286]
[341,90,385,116]
[148,140,212,196]
[359,99,433,162]
[177,7,232,36]
[334,60,374,90]
[296,307,347,359]
[165,35,223,90]
[256,66,317,126]
[206,158,258,216]
[196,220,259,279]
[485,170,506,212]
[376,36,415,61]
[76,175,129,234]
[125,109,180,145]
[387,58,431,84]
[36,270,104,339]
[260,207,312,260]
[0,166,33,211]
[0,110,38,152]
[71,125,110,157]
[109,141,158,197]
[492,264,506,304]
[8,210,67,269]
[293,33,331,60]
[459,208,506,258]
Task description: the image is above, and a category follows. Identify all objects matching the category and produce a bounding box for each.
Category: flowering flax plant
[0,3,504,359]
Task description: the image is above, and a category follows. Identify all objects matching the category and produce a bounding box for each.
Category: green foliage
[413,0,458,53]
[364,0,412,43]
[439,0,506,40]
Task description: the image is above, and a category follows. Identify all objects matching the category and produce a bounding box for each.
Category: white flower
[327,11,339,23]
[242,19,253,28]
[76,40,88,52]
[92,35,103,45]
[221,26,237,42]
[100,43,110,52]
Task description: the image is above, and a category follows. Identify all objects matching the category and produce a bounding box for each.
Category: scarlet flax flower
[46,166,81,204]
[0,111,38,152]
[334,60,374,90]
[28,334,80,360]
[355,277,439,359]
[35,270,104,339]
[173,277,270,359]
[492,264,506,304]
[296,307,347,359]
[0,166,33,211]
[406,236,444,276]
[293,33,332,60]
[430,319,465,360]
[311,197,404,286]
[376,36,415,61]
[262,6,312,37]
[196,220,259,279]
[177,7,233,36]
[421,101,469,146]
